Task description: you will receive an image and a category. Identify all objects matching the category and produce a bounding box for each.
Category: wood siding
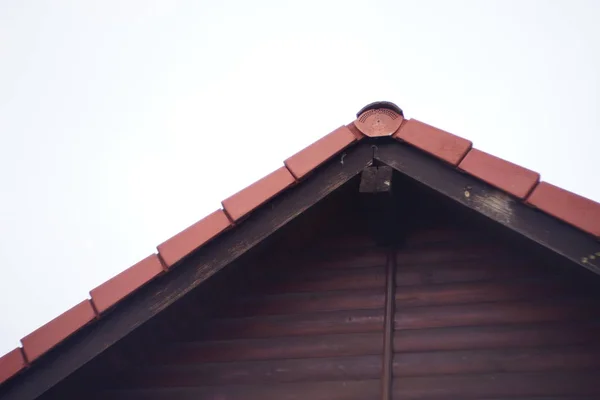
[101,234,388,399]
[391,228,600,399]
[85,225,600,400]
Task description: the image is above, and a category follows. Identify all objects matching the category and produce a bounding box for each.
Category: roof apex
[356,101,404,118]
[354,101,405,138]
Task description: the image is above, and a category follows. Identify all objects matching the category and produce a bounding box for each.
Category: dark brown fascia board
[0,143,374,400]
[373,139,600,275]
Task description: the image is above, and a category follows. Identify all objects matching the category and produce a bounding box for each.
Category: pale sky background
[0,0,598,356]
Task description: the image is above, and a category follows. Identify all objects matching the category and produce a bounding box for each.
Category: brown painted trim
[0,143,374,400]
[382,250,396,400]
[374,140,600,275]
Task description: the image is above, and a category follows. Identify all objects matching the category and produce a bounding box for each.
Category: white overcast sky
[0,1,599,356]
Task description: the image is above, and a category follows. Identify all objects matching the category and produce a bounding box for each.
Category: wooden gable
[2,101,600,400]
[31,168,600,400]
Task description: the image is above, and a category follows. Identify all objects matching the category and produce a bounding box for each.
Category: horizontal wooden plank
[401,228,483,248]
[395,245,511,266]
[298,249,387,270]
[194,309,385,340]
[392,371,600,399]
[395,279,576,308]
[396,263,555,286]
[225,289,385,317]
[96,379,381,400]
[393,345,600,377]
[267,267,386,293]
[460,398,596,400]
[310,234,376,252]
[394,299,600,331]
[459,398,596,400]
[153,333,383,364]
[394,322,600,353]
[120,355,381,387]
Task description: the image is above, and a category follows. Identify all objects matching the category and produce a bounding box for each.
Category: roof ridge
[1,101,599,386]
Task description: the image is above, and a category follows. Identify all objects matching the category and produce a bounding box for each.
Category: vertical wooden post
[359,165,398,398]
[382,250,396,400]
[359,166,398,246]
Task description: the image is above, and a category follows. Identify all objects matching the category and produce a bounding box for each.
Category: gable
[1,101,599,399]
[33,178,600,399]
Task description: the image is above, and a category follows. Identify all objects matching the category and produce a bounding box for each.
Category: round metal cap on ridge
[354,101,404,138]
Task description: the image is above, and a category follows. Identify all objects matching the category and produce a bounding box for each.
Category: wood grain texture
[392,371,600,399]
[381,251,396,400]
[154,333,384,364]
[394,298,600,330]
[393,322,600,353]
[359,166,393,193]
[393,345,600,377]
[225,289,385,317]
[196,308,384,340]
[395,244,510,266]
[134,241,390,398]
[359,165,399,246]
[267,267,386,293]
[395,279,580,308]
[390,224,600,400]
[298,249,387,270]
[396,262,553,286]
[120,355,382,387]
[99,379,381,400]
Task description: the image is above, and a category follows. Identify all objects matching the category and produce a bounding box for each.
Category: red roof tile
[90,254,164,314]
[284,126,356,179]
[354,108,404,137]
[222,167,296,221]
[459,148,540,199]
[0,349,26,384]
[345,122,365,140]
[3,100,600,387]
[157,210,232,268]
[21,300,96,362]
[393,119,472,165]
[527,182,600,238]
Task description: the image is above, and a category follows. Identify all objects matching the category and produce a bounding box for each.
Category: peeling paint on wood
[469,190,516,226]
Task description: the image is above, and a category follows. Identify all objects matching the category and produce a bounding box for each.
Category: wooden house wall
[391,227,600,399]
[98,233,389,399]
[78,220,600,399]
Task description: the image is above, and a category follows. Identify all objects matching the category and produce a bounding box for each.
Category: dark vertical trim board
[381,250,396,400]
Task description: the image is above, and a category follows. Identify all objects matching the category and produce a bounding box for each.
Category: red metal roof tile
[90,254,164,314]
[222,167,295,221]
[393,119,472,165]
[284,126,356,179]
[21,300,96,362]
[527,181,600,238]
[157,209,232,268]
[459,148,540,199]
[0,348,26,385]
